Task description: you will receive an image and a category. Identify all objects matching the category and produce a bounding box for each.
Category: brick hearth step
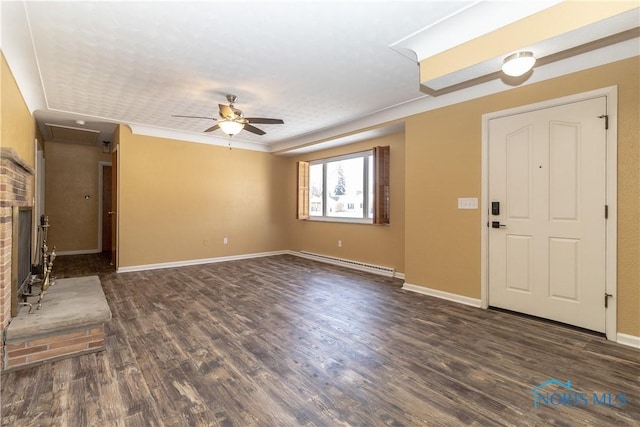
[3,275,112,370]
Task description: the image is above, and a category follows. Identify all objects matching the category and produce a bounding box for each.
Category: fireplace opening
[11,206,33,317]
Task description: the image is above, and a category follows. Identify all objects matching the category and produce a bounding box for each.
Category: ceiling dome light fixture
[502,51,536,77]
[218,120,245,136]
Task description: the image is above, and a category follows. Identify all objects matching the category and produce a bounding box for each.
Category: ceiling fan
[172,94,284,137]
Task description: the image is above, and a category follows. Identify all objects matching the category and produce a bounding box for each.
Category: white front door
[488,97,608,333]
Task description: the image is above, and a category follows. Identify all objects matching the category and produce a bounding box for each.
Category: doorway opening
[98,162,112,256]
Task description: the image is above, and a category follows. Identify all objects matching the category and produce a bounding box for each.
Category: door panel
[549,122,580,220]
[489,97,607,333]
[506,127,532,220]
[102,165,112,252]
[505,235,532,293]
[110,149,117,267]
[548,238,579,301]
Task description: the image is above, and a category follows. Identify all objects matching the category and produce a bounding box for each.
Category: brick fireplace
[0,147,34,369]
[1,147,111,371]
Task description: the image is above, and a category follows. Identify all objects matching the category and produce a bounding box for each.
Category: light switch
[458,197,478,209]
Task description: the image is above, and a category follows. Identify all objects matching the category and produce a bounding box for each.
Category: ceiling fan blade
[243,124,266,135]
[172,114,215,120]
[219,104,236,119]
[245,118,284,124]
[204,124,220,133]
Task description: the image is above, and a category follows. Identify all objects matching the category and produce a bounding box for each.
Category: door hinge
[604,293,613,308]
[598,114,609,130]
[605,204,609,219]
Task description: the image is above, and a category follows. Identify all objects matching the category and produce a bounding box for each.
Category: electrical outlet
[338,240,342,248]
[223,237,228,245]
[203,239,208,246]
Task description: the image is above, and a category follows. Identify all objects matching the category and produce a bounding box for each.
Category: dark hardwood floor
[2,253,639,426]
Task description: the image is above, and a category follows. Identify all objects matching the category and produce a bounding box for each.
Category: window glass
[325,157,364,218]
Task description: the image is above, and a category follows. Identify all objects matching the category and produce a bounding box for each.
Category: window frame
[297,146,390,225]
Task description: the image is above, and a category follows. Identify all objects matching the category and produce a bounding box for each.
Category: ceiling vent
[45,123,100,146]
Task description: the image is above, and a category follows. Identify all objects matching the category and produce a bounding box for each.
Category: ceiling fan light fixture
[219,120,245,136]
[502,51,536,77]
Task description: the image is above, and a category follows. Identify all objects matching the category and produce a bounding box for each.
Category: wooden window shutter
[373,146,390,225]
[297,161,310,220]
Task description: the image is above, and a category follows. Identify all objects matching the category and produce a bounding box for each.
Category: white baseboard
[402,282,482,308]
[117,250,290,273]
[616,333,640,349]
[291,251,396,278]
[56,249,101,256]
[120,249,408,281]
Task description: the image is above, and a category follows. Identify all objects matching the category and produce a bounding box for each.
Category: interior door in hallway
[102,165,112,252]
[488,97,607,333]
[110,149,117,267]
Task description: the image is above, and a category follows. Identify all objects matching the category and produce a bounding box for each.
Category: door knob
[491,221,506,229]
[108,211,116,215]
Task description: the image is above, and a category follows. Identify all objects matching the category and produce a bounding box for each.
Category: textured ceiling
[22,1,470,149]
[5,1,638,153]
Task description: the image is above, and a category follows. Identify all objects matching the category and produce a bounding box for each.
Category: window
[297,146,389,224]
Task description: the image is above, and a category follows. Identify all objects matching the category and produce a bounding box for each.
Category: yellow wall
[1,53,34,168]
[117,126,288,267]
[44,141,111,252]
[285,133,405,272]
[405,57,639,336]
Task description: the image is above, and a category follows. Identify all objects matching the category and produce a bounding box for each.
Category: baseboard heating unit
[296,251,396,278]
